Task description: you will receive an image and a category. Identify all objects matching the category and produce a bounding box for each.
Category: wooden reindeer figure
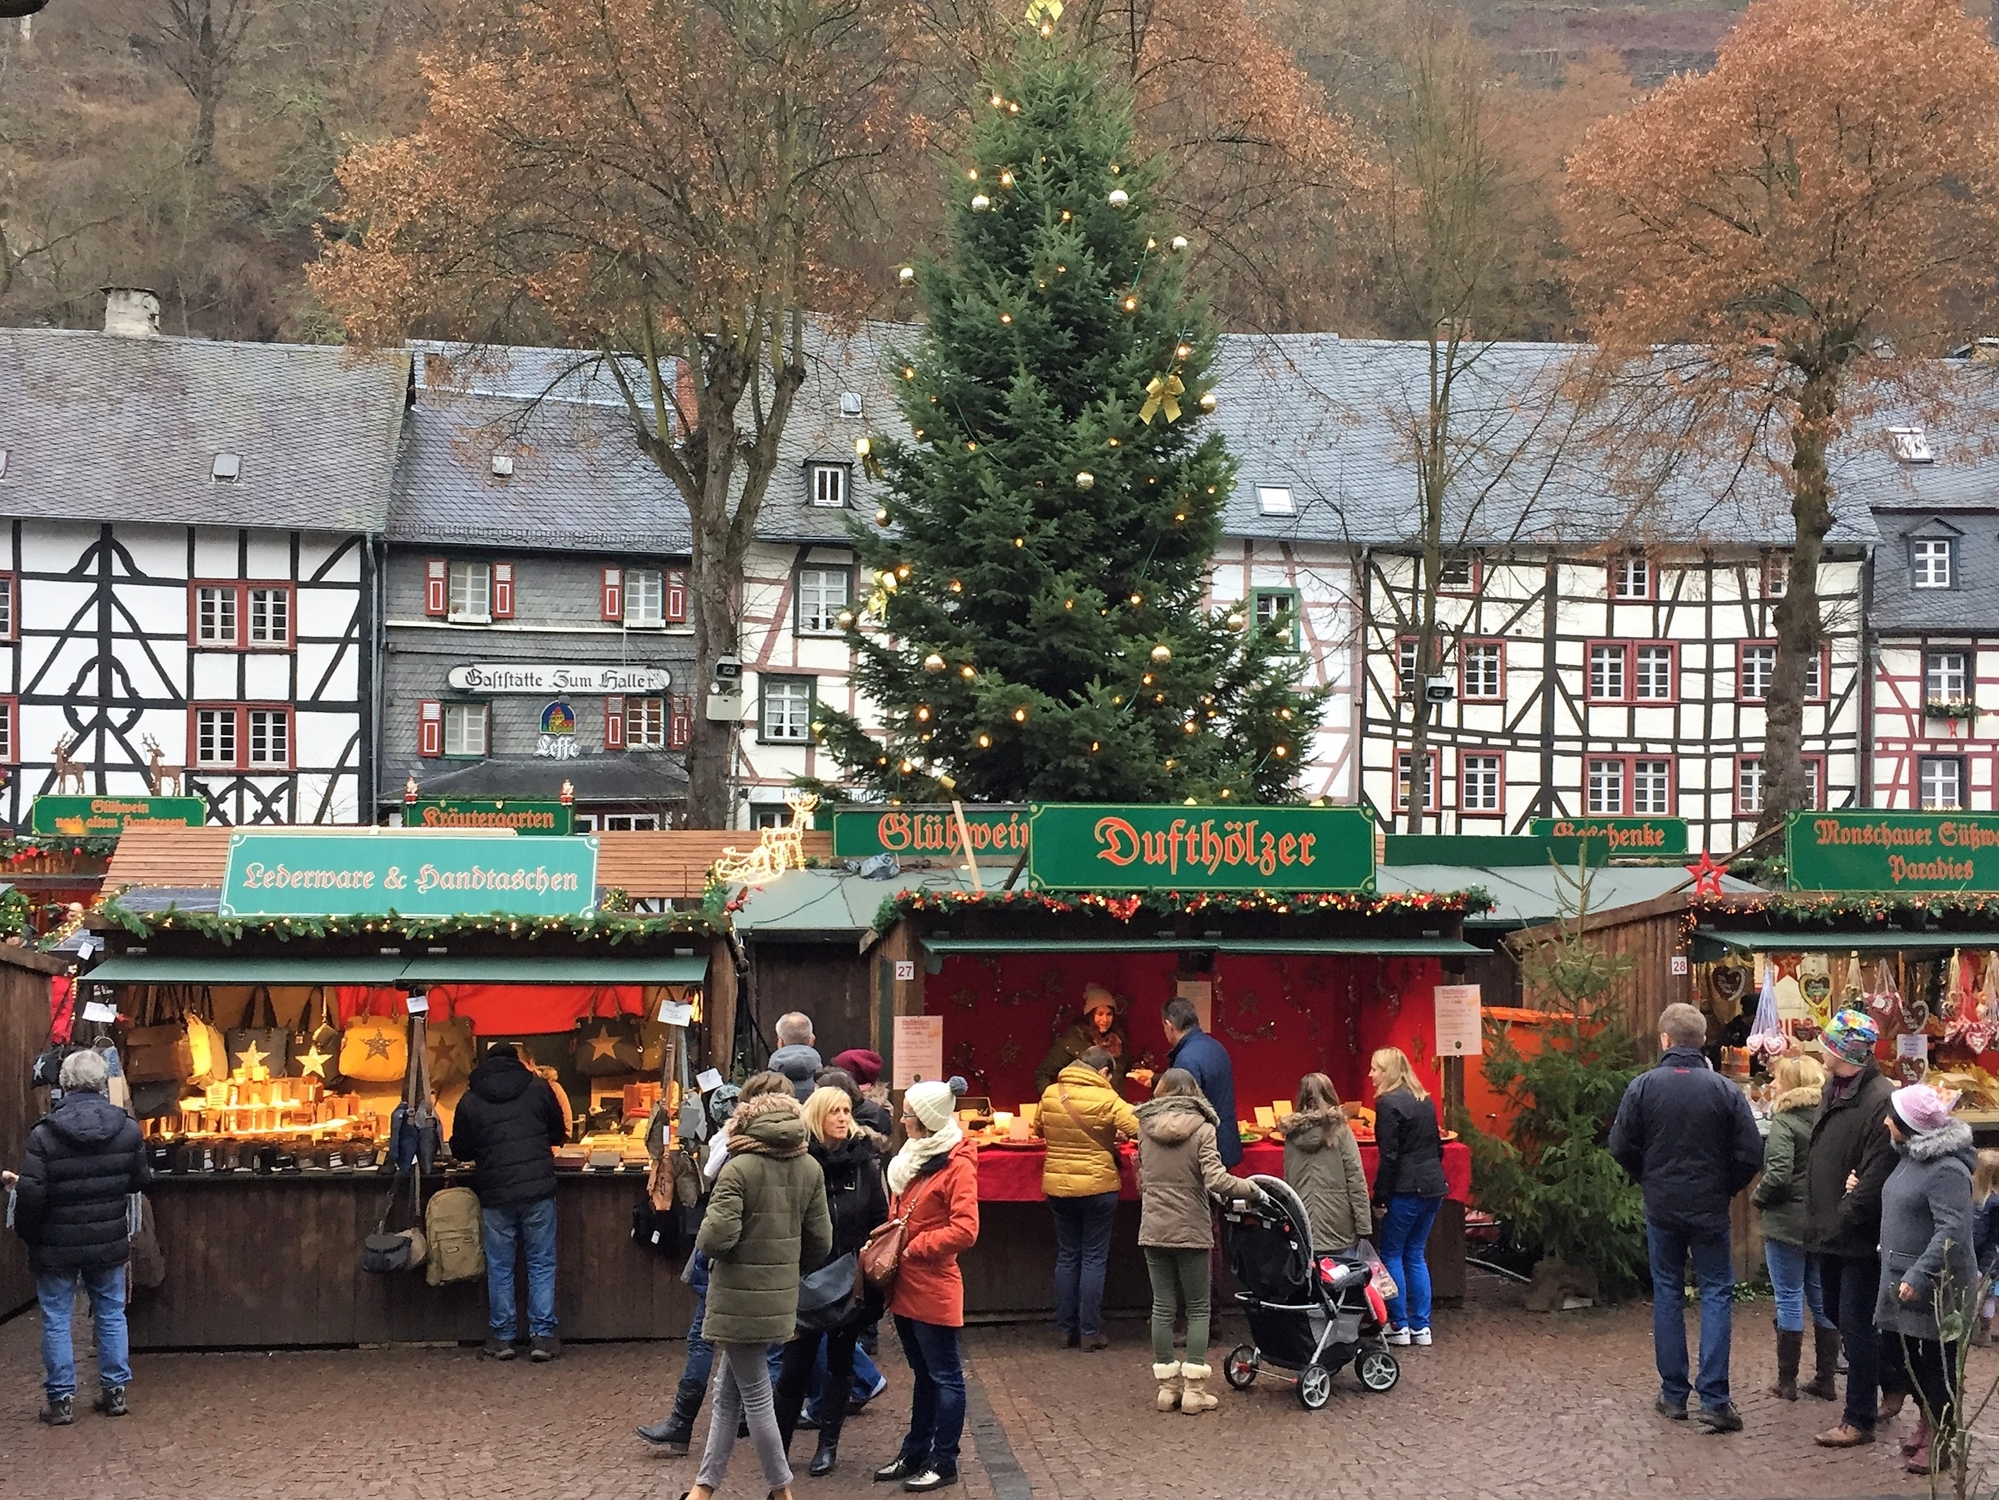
[50,735,85,795]
[142,735,184,796]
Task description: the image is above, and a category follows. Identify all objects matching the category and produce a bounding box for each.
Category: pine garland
[874,884,1492,932]
[0,835,122,863]
[96,897,722,947]
[1690,891,1999,930]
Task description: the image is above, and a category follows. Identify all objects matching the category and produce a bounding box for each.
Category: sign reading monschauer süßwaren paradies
[445,664,670,694]
[1786,810,1999,892]
[221,830,599,918]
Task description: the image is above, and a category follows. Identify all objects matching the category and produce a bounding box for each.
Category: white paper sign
[1897,1033,1929,1062]
[895,960,916,982]
[1671,955,1690,976]
[81,999,118,1024]
[1433,983,1483,1057]
[893,1014,945,1090]
[657,999,694,1026]
[1176,979,1214,1034]
[404,993,430,1015]
[696,1068,725,1092]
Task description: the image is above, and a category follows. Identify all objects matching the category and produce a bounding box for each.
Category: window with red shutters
[670,695,693,749]
[425,559,448,617]
[601,567,623,622]
[492,562,515,619]
[604,695,626,749]
[418,700,442,757]
[666,568,688,624]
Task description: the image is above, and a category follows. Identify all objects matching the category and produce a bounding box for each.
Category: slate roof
[0,329,409,532]
[1870,508,1999,635]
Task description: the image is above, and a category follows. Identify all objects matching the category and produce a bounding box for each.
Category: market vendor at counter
[1033,986,1153,1094]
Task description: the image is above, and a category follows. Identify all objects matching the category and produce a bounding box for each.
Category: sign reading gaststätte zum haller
[1786,810,1999,892]
[1027,804,1375,893]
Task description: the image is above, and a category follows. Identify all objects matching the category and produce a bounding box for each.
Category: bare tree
[155,0,258,166]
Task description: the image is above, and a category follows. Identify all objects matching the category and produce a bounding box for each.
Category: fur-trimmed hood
[1137,1094,1217,1145]
[728,1092,809,1158]
[1773,1085,1824,1116]
[1902,1118,1976,1165]
[1279,1106,1349,1151]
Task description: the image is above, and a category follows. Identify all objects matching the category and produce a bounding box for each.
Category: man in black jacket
[1805,1009,1901,1449]
[1609,1003,1764,1434]
[6,1048,148,1424]
[450,1042,568,1362]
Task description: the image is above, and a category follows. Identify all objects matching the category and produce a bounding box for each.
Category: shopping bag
[1356,1237,1398,1302]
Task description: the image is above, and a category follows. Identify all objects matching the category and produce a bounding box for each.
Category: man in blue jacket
[1161,996,1241,1166]
[1609,1002,1765,1434]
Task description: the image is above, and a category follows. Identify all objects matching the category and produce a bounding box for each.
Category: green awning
[924,938,1200,955]
[1215,938,1479,957]
[84,956,411,985]
[1695,928,1999,954]
[923,937,1475,958]
[395,956,710,985]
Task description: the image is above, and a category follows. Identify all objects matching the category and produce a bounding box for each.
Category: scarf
[888,1118,963,1197]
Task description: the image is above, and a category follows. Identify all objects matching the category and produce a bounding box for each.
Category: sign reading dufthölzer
[1528,816,1688,856]
[1786,810,1999,892]
[406,798,574,836]
[29,795,208,836]
[1026,804,1375,893]
[830,805,1030,861]
[221,831,599,918]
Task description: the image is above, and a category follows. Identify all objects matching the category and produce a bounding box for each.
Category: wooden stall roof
[103,826,833,903]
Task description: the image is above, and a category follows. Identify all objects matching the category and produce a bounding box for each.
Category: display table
[968,1137,1474,1204]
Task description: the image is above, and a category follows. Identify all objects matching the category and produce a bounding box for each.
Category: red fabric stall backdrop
[335,985,648,1035]
[927,951,1446,1116]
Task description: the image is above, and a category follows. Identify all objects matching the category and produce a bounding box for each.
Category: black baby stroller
[1219,1174,1400,1410]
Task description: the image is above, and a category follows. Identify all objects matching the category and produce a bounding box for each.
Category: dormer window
[808,462,849,509]
[1256,485,1295,516]
[212,453,241,483]
[839,392,864,419]
[1913,537,1954,589]
[1890,426,1935,464]
[1612,552,1650,599]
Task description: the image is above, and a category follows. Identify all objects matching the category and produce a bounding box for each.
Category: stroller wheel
[1223,1345,1257,1390]
[1356,1348,1400,1392]
[1296,1362,1333,1411]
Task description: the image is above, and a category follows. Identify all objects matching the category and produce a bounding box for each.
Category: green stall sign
[1787,811,1999,892]
[1527,817,1688,856]
[221,831,600,918]
[29,795,207,836]
[830,804,1030,861]
[406,798,573,836]
[1027,804,1375,893]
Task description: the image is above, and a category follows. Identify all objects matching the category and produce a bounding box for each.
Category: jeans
[677,1276,714,1390]
[697,1340,792,1493]
[1144,1246,1211,1363]
[1647,1219,1735,1410]
[776,1326,860,1451]
[1764,1239,1834,1333]
[1377,1193,1444,1331]
[894,1316,966,1476]
[1050,1191,1120,1339]
[481,1197,558,1339]
[36,1265,131,1399]
[1821,1252,1895,1430]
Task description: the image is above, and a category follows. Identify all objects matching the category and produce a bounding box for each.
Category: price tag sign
[696,1068,725,1092]
[404,993,430,1016]
[895,960,916,982]
[657,999,694,1026]
[1433,984,1483,1057]
[893,1015,945,1090]
[1897,1032,1929,1062]
[81,1000,119,1024]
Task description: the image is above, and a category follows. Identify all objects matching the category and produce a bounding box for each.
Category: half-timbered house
[0,291,409,826]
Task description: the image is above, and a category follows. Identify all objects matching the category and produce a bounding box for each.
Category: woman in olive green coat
[690,1079,834,1500]
[1280,1073,1372,1254]
[1752,1053,1833,1400]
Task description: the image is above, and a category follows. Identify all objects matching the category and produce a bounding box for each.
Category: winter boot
[635,1376,706,1454]
[1801,1325,1841,1401]
[1152,1362,1183,1413]
[1771,1324,1802,1401]
[1178,1362,1218,1414]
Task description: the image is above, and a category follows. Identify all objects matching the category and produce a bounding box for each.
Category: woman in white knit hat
[874,1078,980,1493]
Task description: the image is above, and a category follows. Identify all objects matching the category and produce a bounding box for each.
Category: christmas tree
[817,21,1325,804]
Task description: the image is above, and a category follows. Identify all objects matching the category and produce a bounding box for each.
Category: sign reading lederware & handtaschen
[221,831,599,918]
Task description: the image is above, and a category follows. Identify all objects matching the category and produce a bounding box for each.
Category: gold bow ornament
[1139,372,1184,425]
[855,435,885,481]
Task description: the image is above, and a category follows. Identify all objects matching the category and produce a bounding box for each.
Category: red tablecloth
[970,1137,1473,1204]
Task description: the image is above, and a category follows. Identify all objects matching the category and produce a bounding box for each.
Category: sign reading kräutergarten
[221,831,599,918]
[1027,804,1376,893]
[1787,810,1999,892]
[445,664,671,694]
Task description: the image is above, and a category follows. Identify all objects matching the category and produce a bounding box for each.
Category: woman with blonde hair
[1753,1051,1834,1400]
[1368,1047,1447,1347]
[1280,1073,1371,1255]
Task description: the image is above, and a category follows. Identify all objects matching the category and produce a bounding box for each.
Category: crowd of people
[1611,1002,1995,1476]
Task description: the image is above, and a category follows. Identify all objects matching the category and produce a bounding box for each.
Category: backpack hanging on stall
[424,1185,484,1285]
[226,986,291,1078]
[362,1166,427,1274]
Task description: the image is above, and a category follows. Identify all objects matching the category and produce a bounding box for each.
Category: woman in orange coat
[874,1078,980,1495]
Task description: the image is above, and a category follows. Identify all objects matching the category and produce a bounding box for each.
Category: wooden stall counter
[133,1170,692,1350]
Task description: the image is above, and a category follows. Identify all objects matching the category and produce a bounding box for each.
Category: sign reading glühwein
[830,805,1030,861]
[30,795,207,836]
[221,831,599,918]
[406,798,574,836]
[1027,804,1375,893]
[1787,810,1999,892]
[1528,816,1689,856]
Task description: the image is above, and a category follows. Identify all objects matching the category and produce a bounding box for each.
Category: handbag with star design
[340,1003,408,1084]
[293,987,346,1089]
[424,1011,475,1089]
[572,990,643,1076]
[226,986,292,1079]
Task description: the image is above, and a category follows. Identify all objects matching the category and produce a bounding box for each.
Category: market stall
[78,826,728,1349]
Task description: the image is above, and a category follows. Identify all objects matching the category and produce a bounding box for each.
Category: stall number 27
[895,960,916,982]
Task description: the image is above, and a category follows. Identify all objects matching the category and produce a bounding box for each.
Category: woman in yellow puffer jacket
[1036,1046,1140,1349]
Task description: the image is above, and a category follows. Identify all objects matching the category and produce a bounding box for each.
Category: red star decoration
[1686,850,1727,899]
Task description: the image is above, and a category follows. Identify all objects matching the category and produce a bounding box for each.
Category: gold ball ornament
[1199,391,1218,413]
[1226,611,1245,630]
[898,266,915,285]
[970,193,991,212]
[1150,644,1172,663]
[1075,470,1095,489]
[923,653,946,673]
[1171,235,1189,252]
[836,610,856,629]
[1108,189,1129,208]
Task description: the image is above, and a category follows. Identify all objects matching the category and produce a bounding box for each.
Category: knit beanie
[1822,1008,1878,1067]
[904,1079,958,1133]
[1889,1083,1954,1136]
[831,1048,884,1086]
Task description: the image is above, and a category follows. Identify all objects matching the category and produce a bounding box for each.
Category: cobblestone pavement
[0,1271,1968,1500]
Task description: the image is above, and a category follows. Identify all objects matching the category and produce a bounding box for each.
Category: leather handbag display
[362,1158,427,1274]
[124,986,195,1084]
[340,1009,408,1083]
[226,986,291,1079]
[389,1018,441,1173]
[294,987,345,1088]
[424,1014,475,1089]
[572,993,643,1077]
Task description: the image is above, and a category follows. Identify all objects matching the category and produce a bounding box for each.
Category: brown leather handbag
[860,1172,943,1291]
